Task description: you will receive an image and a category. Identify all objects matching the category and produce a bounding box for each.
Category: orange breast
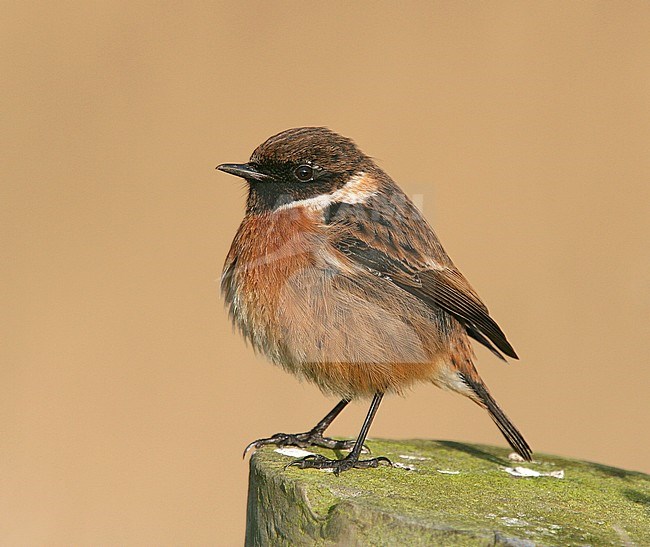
[221,207,323,357]
[222,207,454,399]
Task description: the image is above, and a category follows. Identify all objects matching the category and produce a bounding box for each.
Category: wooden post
[245,439,650,546]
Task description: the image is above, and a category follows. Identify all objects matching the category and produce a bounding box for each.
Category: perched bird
[218,127,532,473]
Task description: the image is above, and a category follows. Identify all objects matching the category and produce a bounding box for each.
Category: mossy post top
[245,439,650,546]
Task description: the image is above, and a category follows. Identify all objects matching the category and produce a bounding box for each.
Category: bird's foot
[285,453,392,475]
[243,431,363,458]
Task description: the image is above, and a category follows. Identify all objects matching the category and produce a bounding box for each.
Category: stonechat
[217,127,531,473]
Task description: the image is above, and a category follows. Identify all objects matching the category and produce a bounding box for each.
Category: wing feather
[332,233,518,360]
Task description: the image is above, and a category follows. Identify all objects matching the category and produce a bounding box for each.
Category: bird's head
[217,127,376,213]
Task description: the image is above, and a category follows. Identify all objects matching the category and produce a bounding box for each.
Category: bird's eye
[294,164,314,182]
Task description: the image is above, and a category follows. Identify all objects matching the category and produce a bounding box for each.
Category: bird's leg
[243,399,359,457]
[286,392,392,474]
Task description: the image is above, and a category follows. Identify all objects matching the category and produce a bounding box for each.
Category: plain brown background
[2,1,649,544]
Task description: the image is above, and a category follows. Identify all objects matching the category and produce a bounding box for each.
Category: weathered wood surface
[245,439,650,546]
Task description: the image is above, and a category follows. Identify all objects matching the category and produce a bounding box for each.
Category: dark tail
[460,374,533,461]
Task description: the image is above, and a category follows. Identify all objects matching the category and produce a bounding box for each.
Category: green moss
[246,439,650,546]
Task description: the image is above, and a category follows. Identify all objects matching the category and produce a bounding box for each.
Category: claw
[284,454,325,471]
[242,440,259,459]
[242,433,292,458]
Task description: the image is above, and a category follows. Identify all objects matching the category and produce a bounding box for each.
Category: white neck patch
[275,172,377,212]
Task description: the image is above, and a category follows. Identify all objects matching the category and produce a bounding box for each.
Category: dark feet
[286,453,392,475]
[243,431,361,458]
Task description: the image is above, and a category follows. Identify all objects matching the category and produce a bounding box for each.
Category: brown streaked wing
[331,233,518,361]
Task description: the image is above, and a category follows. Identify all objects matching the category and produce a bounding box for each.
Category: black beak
[216,163,271,182]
